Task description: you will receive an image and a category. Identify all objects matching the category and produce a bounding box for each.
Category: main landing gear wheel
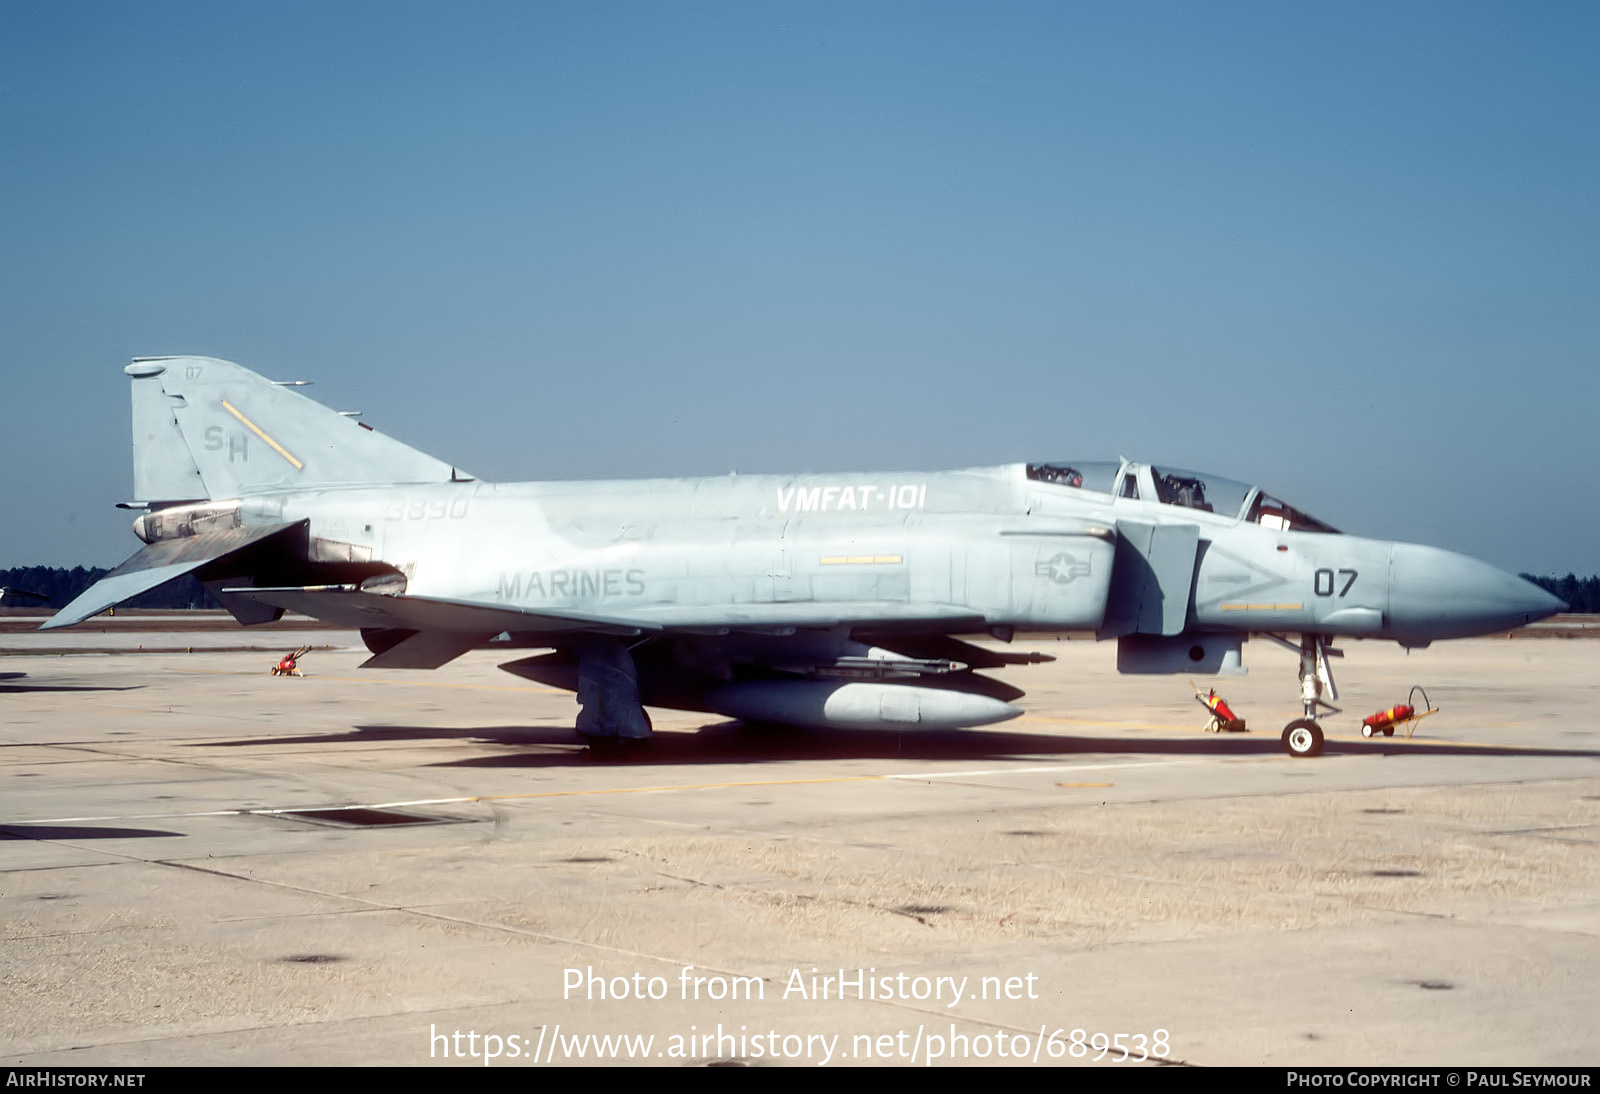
[1282,718,1324,758]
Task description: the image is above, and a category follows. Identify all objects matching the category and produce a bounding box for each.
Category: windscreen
[1244,491,1340,533]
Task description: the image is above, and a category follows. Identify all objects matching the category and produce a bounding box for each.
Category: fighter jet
[45,357,1565,757]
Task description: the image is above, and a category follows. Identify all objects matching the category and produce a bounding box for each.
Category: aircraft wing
[229,586,650,668]
[229,585,988,669]
[232,586,644,634]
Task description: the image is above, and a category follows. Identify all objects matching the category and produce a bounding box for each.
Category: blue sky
[2,1,1595,574]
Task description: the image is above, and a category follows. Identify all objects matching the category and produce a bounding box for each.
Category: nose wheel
[1282,718,1324,758]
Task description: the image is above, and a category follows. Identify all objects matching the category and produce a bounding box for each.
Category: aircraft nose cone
[1388,543,1567,643]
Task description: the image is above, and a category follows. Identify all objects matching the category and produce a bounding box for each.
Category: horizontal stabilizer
[41,522,306,630]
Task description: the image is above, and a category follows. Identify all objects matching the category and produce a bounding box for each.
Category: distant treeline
[1521,574,1600,614]
[1,566,221,610]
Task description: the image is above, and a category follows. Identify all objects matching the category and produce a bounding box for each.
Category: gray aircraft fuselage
[47,358,1566,755]
[230,463,1549,647]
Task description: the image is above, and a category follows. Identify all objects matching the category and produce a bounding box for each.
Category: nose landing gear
[1265,633,1342,758]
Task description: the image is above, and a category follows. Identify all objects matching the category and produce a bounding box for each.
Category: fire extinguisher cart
[1361,686,1440,739]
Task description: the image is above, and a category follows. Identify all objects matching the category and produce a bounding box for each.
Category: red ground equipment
[1194,683,1247,733]
[1360,686,1438,738]
[1362,704,1414,735]
[271,646,311,677]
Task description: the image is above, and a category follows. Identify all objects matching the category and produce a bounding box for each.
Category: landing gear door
[1099,520,1200,637]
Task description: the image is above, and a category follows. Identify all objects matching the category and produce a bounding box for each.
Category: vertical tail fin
[126,356,470,502]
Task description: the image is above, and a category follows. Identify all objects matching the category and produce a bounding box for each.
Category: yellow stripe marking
[819,555,903,565]
[221,399,304,470]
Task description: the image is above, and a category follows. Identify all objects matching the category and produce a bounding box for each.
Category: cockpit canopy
[1024,460,1121,494]
[1025,460,1340,533]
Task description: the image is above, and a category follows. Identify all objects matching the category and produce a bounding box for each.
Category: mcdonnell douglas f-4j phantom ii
[46,357,1565,757]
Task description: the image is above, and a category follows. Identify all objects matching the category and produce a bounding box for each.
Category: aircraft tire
[1361,724,1374,738]
[1282,719,1324,758]
[1382,726,1394,737]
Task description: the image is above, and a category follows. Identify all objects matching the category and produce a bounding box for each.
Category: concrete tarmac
[2,617,1597,1067]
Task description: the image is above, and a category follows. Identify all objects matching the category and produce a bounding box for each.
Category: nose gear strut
[1262,633,1342,758]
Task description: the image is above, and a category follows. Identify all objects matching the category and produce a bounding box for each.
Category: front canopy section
[1147,465,1342,532]
[1147,466,1255,518]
